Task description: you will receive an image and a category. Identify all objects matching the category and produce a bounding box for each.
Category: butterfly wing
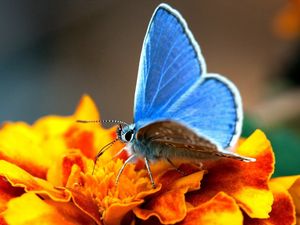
[134,3,206,122]
[163,74,243,149]
[134,3,242,149]
[136,121,254,162]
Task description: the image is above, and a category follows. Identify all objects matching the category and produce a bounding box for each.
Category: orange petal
[244,181,296,225]
[47,150,87,187]
[271,175,300,223]
[134,169,205,224]
[64,94,101,159]
[2,193,97,225]
[64,121,122,160]
[70,94,125,159]
[35,94,105,160]
[0,160,71,202]
[134,188,187,224]
[68,186,102,225]
[187,130,274,219]
[66,157,160,225]
[64,126,97,159]
[104,201,144,225]
[179,192,243,225]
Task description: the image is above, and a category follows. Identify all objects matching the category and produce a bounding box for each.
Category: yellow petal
[271,175,300,223]
[104,201,143,225]
[74,94,100,121]
[2,193,97,225]
[237,129,273,160]
[0,160,71,202]
[0,122,52,178]
[244,180,296,225]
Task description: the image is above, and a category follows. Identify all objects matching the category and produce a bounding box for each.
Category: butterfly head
[117,124,136,143]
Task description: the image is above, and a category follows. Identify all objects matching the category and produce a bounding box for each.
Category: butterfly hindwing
[134,4,206,122]
[163,74,243,149]
[136,121,253,162]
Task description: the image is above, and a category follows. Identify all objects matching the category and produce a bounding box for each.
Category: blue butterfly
[79,3,255,188]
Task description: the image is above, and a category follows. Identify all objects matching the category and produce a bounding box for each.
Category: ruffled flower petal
[0,178,24,213]
[64,154,160,225]
[0,122,52,178]
[0,95,102,179]
[187,129,275,219]
[271,175,300,224]
[244,180,296,225]
[63,95,124,159]
[47,150,88,187]
[134,166,205,224]
[2,193,96,225]
[0,160,71,202]
[179,192,243,225]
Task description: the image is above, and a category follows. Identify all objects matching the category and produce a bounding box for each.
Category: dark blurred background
[0,0,299,176]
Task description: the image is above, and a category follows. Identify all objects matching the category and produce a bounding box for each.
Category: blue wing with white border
[134,4,242,149]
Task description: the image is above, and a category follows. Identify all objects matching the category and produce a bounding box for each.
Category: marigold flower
[0,95,297,225]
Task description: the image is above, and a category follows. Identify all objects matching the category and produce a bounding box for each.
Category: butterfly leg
[92,140,116,175]
[115,154,136,186]
[166,158,186,176]
[144,157,156,189]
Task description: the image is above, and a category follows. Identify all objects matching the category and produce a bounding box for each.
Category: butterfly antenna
[102,119,128,125]
[92,138,119,175]
[76,119,128,126]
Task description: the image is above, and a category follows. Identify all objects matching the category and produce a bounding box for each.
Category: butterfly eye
[123,130,134,142]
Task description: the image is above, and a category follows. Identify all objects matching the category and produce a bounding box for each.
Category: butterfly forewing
[134,4,206,123]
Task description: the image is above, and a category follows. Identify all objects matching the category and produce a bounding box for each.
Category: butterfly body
[118,120,254,163]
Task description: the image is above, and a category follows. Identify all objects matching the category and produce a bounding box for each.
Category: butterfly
[78,3,255,188]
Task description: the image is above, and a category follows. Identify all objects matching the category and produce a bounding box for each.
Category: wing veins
[148,60,197,115]
[147,45,192,112]
[143,18,165,112]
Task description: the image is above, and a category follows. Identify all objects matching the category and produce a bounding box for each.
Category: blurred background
[0,0,299,176]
